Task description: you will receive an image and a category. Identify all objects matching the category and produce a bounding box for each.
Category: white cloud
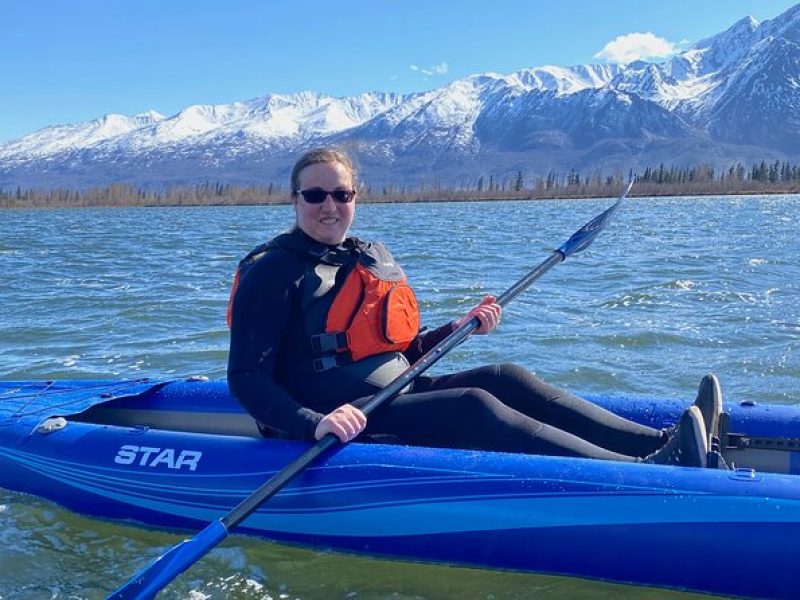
[409,62,449,76]
[594,32,677,64]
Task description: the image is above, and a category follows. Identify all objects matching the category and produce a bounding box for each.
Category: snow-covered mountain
[3,5,800,190]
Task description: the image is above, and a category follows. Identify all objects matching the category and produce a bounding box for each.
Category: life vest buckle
[312,354,352,372]
[310,332,348,354]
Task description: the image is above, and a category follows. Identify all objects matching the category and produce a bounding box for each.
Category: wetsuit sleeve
[227,257,323,440]
[402,322,456,363]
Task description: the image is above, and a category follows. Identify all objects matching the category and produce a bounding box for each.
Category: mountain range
[3,4,800,190]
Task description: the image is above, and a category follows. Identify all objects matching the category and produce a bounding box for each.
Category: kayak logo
[114,445,202,471]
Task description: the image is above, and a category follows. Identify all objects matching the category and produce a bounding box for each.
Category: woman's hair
[290,148,358,195]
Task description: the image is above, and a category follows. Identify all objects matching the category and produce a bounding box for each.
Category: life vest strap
[310,332,349,355]
[312,353,353,372]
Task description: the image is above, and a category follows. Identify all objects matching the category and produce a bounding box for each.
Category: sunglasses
[296,188,357,204]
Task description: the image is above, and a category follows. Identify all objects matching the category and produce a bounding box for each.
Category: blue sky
[2,0,798,143]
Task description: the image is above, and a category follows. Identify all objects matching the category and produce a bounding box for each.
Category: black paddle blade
[556,180,632,259]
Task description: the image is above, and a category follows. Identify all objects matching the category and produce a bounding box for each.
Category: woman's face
[294,161,356,245]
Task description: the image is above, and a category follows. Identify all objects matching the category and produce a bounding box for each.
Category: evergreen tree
[514,171,523,192]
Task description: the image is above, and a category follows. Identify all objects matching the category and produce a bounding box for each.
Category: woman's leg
[414,363,665,457]
[354,387,638,461]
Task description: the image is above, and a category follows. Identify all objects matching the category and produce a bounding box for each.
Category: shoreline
[2,183,800,210]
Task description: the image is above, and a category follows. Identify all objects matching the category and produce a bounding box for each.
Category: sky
[2,0,799,143]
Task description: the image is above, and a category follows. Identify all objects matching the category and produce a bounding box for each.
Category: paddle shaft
[109,184,631,599]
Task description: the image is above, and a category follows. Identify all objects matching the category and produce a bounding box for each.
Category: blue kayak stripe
[1,446,717,519]
[0,444,684,504]
[0,436,683,497]
[0,444,664,504]
[240,494,800,536]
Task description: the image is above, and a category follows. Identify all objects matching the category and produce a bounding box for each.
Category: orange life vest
[227,235,420,371]
[315,254,419,365]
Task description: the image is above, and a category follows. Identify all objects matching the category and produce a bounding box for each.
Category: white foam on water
[61,354,80,367]
[734,292,757,304]
[185,547,275,599]
[189,576,272,600]
[243,579,266,593]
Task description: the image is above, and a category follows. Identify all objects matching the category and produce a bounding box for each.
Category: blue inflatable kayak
[1,378,799,598]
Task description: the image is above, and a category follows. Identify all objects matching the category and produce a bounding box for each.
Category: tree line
[2,160,800,209]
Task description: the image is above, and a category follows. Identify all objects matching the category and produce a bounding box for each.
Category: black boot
[644,406,708,467]
[694,374,722,445]
[678,406,708,467]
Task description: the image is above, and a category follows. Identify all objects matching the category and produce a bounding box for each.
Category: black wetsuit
[227,229,665,461]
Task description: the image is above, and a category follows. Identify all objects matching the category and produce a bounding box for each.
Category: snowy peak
[151,102,249,141]
[238,91,407,140]
[603,9,796,110]
[0,111,164,161]
[1,92,408,160]
[708,35,800,151]
[761,2,800,42]
[692,15,761,74]
[513,64,620,94]
[296,92,408,136]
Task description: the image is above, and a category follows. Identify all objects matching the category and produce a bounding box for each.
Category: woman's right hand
[453,294,502,334]
[314,403,367,442]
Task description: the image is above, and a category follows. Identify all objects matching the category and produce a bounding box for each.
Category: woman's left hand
[454,294,502,334]
[314,404,367,442]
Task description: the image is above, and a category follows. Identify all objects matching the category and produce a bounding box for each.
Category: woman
[227,148,721,467]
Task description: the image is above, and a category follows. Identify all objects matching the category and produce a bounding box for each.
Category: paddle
[108,180,633,599]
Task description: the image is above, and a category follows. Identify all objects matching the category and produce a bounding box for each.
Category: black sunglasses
[296,188,357,204]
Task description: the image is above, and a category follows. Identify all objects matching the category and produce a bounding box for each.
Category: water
[1,195,798,598]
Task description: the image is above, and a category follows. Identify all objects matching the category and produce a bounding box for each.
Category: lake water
[1,195,798,598]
